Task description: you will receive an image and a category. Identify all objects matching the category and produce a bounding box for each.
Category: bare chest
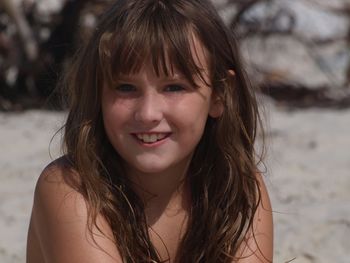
[148,210,189,263]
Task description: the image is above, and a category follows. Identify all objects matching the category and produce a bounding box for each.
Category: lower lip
[132,134,171,147]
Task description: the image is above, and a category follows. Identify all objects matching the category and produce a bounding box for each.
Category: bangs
[98,1,210,87]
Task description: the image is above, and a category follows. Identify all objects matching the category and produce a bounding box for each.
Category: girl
[27,0,273,262]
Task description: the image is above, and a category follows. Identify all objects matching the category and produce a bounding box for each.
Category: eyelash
[115,83,187,93]
[115,84,136,92]
[164,84,186,92]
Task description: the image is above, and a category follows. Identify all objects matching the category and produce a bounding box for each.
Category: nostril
[134,110,162,123]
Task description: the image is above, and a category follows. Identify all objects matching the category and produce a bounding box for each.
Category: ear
[209,93,224,118]
[227,69,235,77]
[209,70,235,118]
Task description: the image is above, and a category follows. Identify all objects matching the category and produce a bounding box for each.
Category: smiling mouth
[133,133,171,144]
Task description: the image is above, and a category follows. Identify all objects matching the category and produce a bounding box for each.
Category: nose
[134,91,163,124]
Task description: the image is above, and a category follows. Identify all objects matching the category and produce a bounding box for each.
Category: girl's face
[101,37,222,176]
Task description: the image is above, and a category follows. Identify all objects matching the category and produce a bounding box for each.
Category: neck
[126,159,192,225]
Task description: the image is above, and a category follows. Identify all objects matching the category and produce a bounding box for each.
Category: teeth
[136,133,167,143]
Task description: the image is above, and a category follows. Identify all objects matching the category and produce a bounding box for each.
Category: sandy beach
[0,101,349,263]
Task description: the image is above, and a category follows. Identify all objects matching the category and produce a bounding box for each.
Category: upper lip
[131,131,171,135]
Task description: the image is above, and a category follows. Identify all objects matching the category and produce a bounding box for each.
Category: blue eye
[115,84,136,92]
[165,84,185,92]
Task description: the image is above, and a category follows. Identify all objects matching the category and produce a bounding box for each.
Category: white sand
[265,103,350,263]
[0,103,349,262]
[0,111,64,263]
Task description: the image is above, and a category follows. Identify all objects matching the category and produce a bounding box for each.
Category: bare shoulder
[28,157,122,263]
[34,157,77,201]
[235,173,274,263]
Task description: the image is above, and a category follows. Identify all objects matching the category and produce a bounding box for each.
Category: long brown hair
[61,0,264,262]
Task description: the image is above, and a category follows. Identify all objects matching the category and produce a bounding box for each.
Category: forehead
[99,17,211,85]
[187,32,209,72]
[143,33,209,77]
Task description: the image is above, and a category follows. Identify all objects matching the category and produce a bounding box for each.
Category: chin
[133,164,169,174]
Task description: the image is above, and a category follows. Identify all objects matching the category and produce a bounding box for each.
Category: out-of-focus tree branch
[0,0,38,61]
[223,0,350,107]
[0,0,349,109]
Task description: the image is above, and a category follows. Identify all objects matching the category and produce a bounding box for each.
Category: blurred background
[0,0,349,262]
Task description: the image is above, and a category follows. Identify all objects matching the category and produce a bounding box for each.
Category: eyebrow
[162,73,187,81]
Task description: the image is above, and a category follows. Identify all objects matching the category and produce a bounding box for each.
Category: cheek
[174,99,210,135]
[102,97,129,137]
[102,90,134,121]
[102,106,129,135]
[101,104,130,156]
